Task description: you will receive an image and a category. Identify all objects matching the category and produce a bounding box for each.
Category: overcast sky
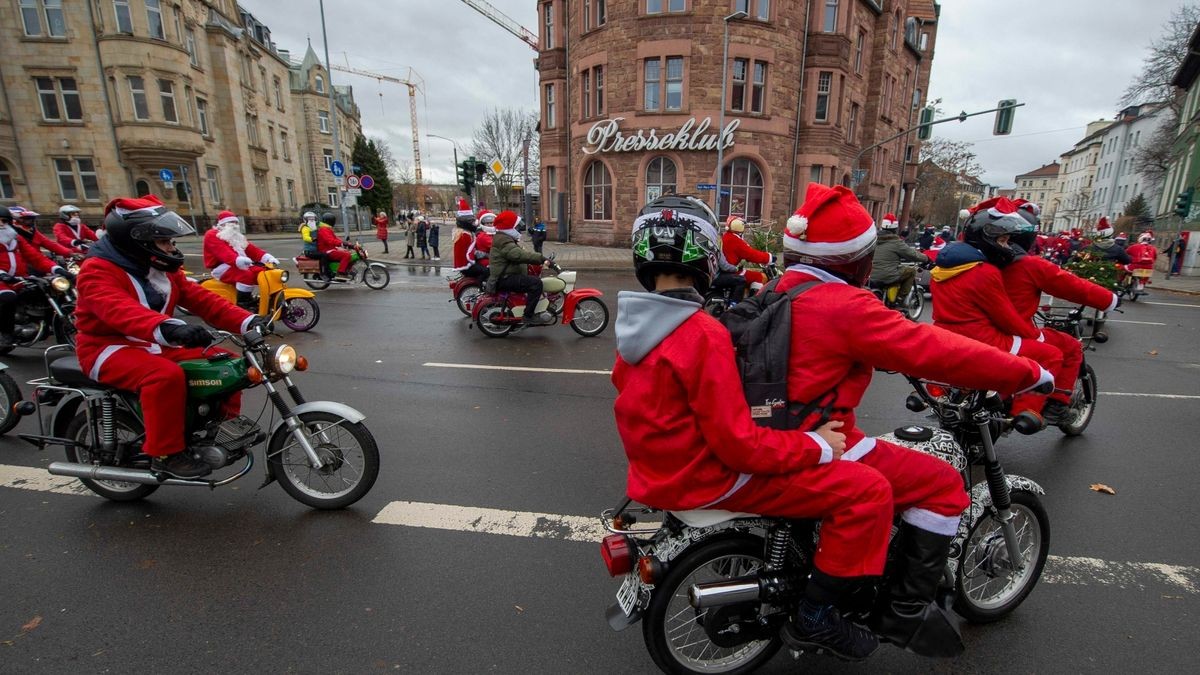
[240,0,1184,188]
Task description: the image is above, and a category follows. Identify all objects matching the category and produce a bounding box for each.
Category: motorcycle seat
[670,509,760,528]
[49,356,105,389]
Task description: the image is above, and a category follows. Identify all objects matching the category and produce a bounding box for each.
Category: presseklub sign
[582,116,739,155]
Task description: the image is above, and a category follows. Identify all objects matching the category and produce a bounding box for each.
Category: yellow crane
[457,0,538,51]
[329,63,427,207]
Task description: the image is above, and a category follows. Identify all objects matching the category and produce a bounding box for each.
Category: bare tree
[370,135,400,178]
[390,161,418,210]
[910,139,984,226]
[469,107,539,208]
[1119,4,1200,112]
[1132,110,1178,198]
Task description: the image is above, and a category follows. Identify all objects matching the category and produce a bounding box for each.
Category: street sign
[851,169,868,187]
[346,188,362,196]
[329,160,345,177]
[343,194,357,207]
[696,183,716,191]
[159,168,174,182]
[359,175,375,190]
[351,164,362,173]
[346,175,361,189]
[490,159,504,176]
[719,188,731,196]
[163,180,174,190]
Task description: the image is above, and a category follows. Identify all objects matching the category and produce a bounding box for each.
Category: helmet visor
[130,208,196,241]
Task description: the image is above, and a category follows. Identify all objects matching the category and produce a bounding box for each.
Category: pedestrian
[404,218,416,259]
[373,210,389,254]
[427,218,440,260]
[1165,232,1187,278]
[416,218,429,259]
[531,220,547,254]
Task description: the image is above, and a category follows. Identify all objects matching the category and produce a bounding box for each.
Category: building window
[645,156,677,202]
[128,76,149,120]
[21,0,66,37]
[646,0,686,13]
[113,0,132,33]
[583,161,612,220]
[287,179,297,208]
[581,69,591,117]
[665,57,683,111]
[730,59,767,113]
[0,159,16,199]
[810,165,822,184]
[259,66,268,101]
[751,61,766,113]
[254,171,267,205]
[890,9,901,49]
[54,157,101,201]
[318,110,330,133]
[273,77,283,109]
[268,125,277,157]
[146,0,164,39]
[822,0,838,33]
[323,148,333,170]
[854,30,865,74]
[720,158,764,221]
[326,186,339,207]
[882,75,893,118]
[546,166,558,219]
[196,98,209,136]
[281,130,290,160]
[275,176,284,207]
[919,31,929,51]
[734,0,769,20]
[731,58,747,112]
[544,84,556,129]
[158,79,177,123]
[594,66,605,116]
[314,74,324,93]
[185,28,199,66]
[543,2,554,49]
[643,59,660,111]
[584,0,606,30]
[36,77,82,122]
[171,4,182,42]
[205,165,220,203]
[848,103,859,144]
[814,71,831,122]
[245,113,258,145]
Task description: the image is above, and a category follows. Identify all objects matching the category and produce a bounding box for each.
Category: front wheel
[903,288,925,321]
[954,489,1049,623]
[63,409,159,502]
[1058,363,1097,436]
[267,411,380,510]
[0,371,23,435]
[643,537,780,675]
[456,284,482,316]
[280,297,321,332]
[364,263,390,290]
[570,297,610,337]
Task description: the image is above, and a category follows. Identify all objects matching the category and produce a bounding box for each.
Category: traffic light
[1174,187,1193,218]
[917,106,935,140]
[993,99,1017,136]
[457,160,474,194]
[474,159,488,182]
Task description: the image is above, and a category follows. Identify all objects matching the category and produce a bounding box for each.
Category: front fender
[268,401,367,438]
[561,288,604,324]
[951,475,1046,564]
[281,287,317,300]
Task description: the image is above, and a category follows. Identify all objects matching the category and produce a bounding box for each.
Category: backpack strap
[778,278,838,431]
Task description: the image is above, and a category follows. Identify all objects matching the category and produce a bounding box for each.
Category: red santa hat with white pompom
[456,197,473,220]
[881,212,899,230]
[216,210,239,227]
[783,183,877,263]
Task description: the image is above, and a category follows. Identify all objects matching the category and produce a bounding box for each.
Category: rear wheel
[476,299,514,338]
[456,284,482,316]
[1058,363,1096,436]
[364,263,390,290]
[903,288,925,321]
[303,274,330,291]
[0,371,23,435]
[570,298,609,337]
[280,297,320,332]
[63,409,158,502]
[954,490,1049,623]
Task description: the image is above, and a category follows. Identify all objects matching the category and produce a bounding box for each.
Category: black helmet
[321,211,336,226]
[963,198,1025,268]
[632,195,721,294]
[102,196,193,272]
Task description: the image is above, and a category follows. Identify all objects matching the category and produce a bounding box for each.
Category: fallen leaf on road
[515,605,524,613]
[1090,483,1117,495]
[137,559,157,570]
[21,616,42,633]
[1147,350,1159,356]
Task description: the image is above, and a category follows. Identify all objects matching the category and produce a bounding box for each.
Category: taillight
[601,534,634,577]
[925,384,947,398]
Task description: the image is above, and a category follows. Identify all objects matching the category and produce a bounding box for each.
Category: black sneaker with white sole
[151,452,212,479]
[781,602,879,661]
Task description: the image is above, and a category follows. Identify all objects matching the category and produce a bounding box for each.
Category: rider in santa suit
[75,196,266,479]
[53,205,99,251]
[451,199,489,280]
[315,211,353,277]
[721,215,773,291]
[467,210,495,273]
[202,210,280,311]
[10,207,81,257]
[0,209,72,346]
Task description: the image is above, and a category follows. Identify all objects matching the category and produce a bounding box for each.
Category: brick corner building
[537,0,940,245]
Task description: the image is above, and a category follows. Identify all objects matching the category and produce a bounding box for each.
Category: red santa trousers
[1011,338,1066,413]
[213,265,262,292]
[95,346,241,457]
[1039,328,1082,401]
[325,249,353,274]
[715,439,968,578]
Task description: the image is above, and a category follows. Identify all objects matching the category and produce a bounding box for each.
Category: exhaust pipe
[688,578,762,610]
[47,461,211,487]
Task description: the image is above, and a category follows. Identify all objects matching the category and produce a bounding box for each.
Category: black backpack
[719,278,836,430]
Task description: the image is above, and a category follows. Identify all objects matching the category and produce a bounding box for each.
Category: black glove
[243,315,271,337]
[0,273,14,284]
[71,239,83,247]
[160,322,211,348]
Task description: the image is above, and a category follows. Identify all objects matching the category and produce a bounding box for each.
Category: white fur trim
[881,218,899,230]
[1009,335,1023,355]
[216,214,239,227]
[0,289,16,296]
[1104,293,1119,312]
[807,431,834,465]
[88,344,126,380]
[901,508,961,536]
[696,473,753,509]
[783,223,877,257]
[841,437,876,462]
[212,263,232,279]
[239,314,256,334]
[153,318,187,346]
[786,214,808,237]
[3,251,15,275]
[235,282,256,293]
[784,263,848,285]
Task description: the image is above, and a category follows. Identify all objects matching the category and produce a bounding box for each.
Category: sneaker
[781,602,879,662]
[1041,399,1071,425]
[151,452,212,479]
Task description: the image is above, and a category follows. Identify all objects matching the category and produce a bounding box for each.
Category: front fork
[246,352,324,469]
[974,415,1024,568]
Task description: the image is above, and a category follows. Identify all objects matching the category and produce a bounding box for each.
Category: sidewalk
[1155,273,1200,296]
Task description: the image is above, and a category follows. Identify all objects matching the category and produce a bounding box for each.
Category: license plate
[616,573,642,616]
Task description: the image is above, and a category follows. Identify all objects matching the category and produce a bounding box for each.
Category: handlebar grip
[1012,411,1045,436]
[1033,381,1055,395]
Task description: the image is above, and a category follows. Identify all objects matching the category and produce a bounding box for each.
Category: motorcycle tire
[569,298,609,337]
[364,263,390,290]
[1058,363,1097,437]
[63,409,159,502]
[267,411,380,510]
[281,297,321,332]
[0,371,23,435]
[903,289,925,322]
[456,285,482,316]
[643,536,782,675]
[954,489,1049,623]
[303,274,331,291]
[476,300,514,338]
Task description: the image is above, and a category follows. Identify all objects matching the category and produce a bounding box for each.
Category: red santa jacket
[22,228,77,257]
[930,245,1041,352]
[315,224,345,254]
[778,266,1044,459]
[1125,242,1157,270]
[373,215,389,240]
[0,231,59,278]
[1003,254,1118,321]
[74,256,253,380]
[722,231,772,266]
[53,219,99,249]
[451,228,473,270]
[202,228,268,272]
[612,293,829,511]
[467,231,492,267]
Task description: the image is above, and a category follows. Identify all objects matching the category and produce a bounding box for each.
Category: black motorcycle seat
[49,356,106,389]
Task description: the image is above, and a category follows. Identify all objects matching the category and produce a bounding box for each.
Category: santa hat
[455,197,473,219]
[881,212,899,230]
[216,210,239,227]
[493,210,521,231]
[477,209,495,225]
[104,195,164,216]
[725,214,746,233]
[1095,216,1113,238]
[783,183,876,262]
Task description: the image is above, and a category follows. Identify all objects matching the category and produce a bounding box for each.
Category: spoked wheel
[570,298,610,337]
[364,263,390,290]
[1058,363,1097,436]
[280,297,321,332]
[954,490,1049,623]
[63,410,159,502]
[303,274,331,291]
[267,411,380,510]
[643,538,781,675]
[903,289,925,321]
[456,284,482,316]
[476,300,514,338]
[0,371,23,435]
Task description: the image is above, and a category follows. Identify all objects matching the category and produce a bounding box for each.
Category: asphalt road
[1,261,1199,674]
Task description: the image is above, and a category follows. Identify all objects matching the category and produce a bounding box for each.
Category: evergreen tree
[1123,193,1152,226]
[349,135,393,216]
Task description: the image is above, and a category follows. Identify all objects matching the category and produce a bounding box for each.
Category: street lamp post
[427,134,462,211]
[318,0,349,238]
[714,10,747,219]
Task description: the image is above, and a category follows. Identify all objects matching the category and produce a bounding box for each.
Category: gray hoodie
[615,290,703,365]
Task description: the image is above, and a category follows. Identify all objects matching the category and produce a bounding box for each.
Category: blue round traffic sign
[359,175,375,190]
[329,160,345,177]
[159,168,174,181]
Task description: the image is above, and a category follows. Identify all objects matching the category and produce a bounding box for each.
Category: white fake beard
[147,267,173,301]
[0,226,17,250]
[216,223,248,254]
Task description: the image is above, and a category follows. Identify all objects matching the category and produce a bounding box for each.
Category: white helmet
[302,211,316,221]
[59,204,81,220]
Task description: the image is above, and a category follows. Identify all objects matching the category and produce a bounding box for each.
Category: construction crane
[458,0,538,51]
[329,63,427,207]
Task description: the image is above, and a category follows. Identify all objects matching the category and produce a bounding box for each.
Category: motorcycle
[447,269,487,317]
[471,261,608,338]
[600,379,1051,673]
[1118,267,1152,302]
[0,361,22,435]
[868,262,927,321]
[296,241,390,291]
[703,265,780,317]
[1034,304,1103,436]
[16,328,379,509]
[200,263,320,332]
[0,273,77,354]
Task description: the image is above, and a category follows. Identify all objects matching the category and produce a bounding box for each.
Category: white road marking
[0,463,98,497]
[1044,556,1199,594]
[423,362,612,375]
[1103,319,1167,326]
[1143,301,1200,308]
[1104,392,1200,400]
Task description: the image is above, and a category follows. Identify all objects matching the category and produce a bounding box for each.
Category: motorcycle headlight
[52,276,71,292]
[280,270,290,283]
[273,344,297,374]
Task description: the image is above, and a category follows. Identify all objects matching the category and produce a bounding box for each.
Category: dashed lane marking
[1142,301,1200,308]
[1103,319,1168,326]
[0,463,98,496]
[423,362,613,375]
[1103,392,1200,400]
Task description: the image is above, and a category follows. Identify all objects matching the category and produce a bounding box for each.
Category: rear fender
[561,288,604,324]
[471,293,501,321]
[201,278,236,302]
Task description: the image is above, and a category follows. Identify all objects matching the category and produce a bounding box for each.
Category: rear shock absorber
[99,395,116,454]
[766,523,791,571]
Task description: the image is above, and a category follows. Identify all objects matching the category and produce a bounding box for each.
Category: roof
[1016,162,1060,179]
[1172,20,1200,88]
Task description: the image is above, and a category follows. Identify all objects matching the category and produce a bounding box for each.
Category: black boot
[1041,399,1070,425]
[781,570,879,661]
[151,452,212,479]
[876,522,964,657]
[236,290,257,312]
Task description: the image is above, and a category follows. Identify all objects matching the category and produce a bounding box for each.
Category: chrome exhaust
[688,578,762,610]
[47,461,212,487]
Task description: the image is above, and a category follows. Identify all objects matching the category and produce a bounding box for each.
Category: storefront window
[645,156,677,202]
[720,158,764,222]
[583,161,612,220]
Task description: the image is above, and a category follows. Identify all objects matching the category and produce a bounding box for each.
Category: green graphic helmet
[632,195,721,294]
